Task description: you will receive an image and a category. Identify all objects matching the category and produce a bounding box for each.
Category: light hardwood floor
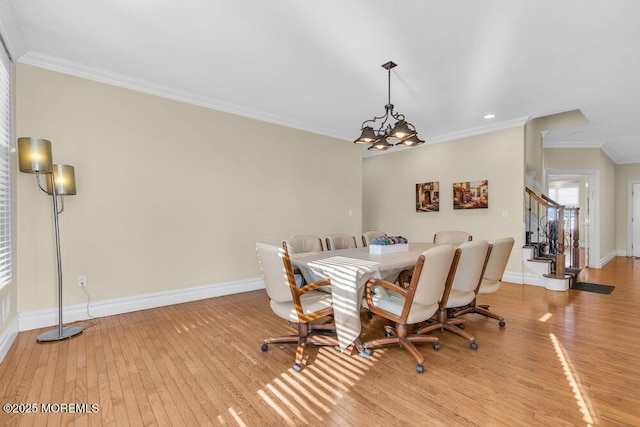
[1,257,639,426]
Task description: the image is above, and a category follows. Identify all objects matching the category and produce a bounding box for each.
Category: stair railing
[525,187,580,278]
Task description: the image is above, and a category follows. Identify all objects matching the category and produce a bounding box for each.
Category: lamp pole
[35,168,83,342]
[18,137,83,342]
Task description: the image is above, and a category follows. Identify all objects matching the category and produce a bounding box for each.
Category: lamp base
[37,325,84,342]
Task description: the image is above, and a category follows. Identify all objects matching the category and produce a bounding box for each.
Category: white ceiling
[3,0,640,163]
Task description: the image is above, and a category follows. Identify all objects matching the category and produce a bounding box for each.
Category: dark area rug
[572,282,615,294]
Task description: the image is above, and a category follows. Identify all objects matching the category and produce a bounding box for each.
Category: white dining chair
[283,235,324,254]
[362,244,460,373]
[362,230,387,247]
[415,240,490,350]
[433,231,472,245]
[256,242,337,372]
[326,233,357,250]
[450,237,514,327]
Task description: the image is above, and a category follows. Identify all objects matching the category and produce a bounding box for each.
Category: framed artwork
[416,181,440,212]
[453,180,488,209]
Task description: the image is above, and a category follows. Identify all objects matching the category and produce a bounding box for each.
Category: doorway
[546,171,597,268]
[630,182,640,257]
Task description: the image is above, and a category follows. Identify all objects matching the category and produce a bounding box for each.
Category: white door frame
[627,181,640,257]
[545,169,599,268]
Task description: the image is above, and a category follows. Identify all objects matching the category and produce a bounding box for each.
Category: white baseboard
[522,273,545,287]
[19,277,265,332]
[0,315,19,363]
[599,251,616,268]
[503,271,524,285]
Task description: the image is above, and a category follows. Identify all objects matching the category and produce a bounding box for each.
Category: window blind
[0,44,12,288]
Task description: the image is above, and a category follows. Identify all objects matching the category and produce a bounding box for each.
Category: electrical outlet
[78,275,87,287]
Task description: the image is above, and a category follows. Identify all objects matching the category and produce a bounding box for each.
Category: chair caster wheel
[293,363,302,372]
[499,320,506,327]
[458,324,465,330]
[366,310,373,319]
[261,343,269,352]
[384,331,392,337]
[360,348,373,357]
[432,342,440,351]
[470,341,478,350]
[416,364,424,374]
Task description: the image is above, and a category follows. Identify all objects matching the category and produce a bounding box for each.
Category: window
[0,42,11,288]
[549,182,580,207]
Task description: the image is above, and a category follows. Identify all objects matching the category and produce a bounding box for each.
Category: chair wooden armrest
[365,277,408,297]
[298,278,331,294]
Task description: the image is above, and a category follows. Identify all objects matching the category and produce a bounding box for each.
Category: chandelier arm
[389,108,406,122]
[360,108,391,131]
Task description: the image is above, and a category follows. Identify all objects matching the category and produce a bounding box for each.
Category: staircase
[523,187,581,291]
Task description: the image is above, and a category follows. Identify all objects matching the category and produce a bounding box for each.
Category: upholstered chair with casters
[326,233,358,250]
[283,235,324,254]
[361,230,387,247]
[362,245,460,373]
[415,240,490,350]
[451,237,514,327]
[433,231,472,245]
[256,242,338,372]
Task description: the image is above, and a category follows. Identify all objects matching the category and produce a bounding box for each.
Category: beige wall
[525,120,544,193]
[362,127,525,274]
[15,64,362,312]
[544,147,600,170]
[543,147,617,265]
[599,150,616,260]
[526,110,588,193]
[615,163,640,254]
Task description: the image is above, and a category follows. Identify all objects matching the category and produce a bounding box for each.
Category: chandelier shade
[354,61,424,150]
[369,137,392,151]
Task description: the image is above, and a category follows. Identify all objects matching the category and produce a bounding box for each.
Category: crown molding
[18,51,349,141]
[362,116,529,158]
[543,140,628,164]
[543,140,605,149]
[425,117,530,145]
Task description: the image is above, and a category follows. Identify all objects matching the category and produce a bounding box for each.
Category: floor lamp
[17,137,83,342]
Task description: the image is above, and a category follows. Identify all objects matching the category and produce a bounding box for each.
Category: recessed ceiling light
[483,113,495,119]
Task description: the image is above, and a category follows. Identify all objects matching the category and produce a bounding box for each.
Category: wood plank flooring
[1,257,639,426]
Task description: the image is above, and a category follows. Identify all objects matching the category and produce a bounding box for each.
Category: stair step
[528,258,554,263]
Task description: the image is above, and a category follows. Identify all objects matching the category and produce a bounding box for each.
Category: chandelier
[354,61,424,151]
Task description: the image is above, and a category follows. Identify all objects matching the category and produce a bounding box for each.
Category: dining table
[289,242,435,353]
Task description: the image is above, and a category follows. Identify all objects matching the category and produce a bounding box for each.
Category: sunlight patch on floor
[538,312,553,322]
[549,333,595,426]
[256,343,383,424]
[227,407,247,427]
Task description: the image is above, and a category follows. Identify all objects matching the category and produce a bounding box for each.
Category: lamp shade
[354,126,379,144]
[395,134,425,147]
[46,164,77,195]
[17,137,53,174]
[368,137,392,151]
[389,121,416,140]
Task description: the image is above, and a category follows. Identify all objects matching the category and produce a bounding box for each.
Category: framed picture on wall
[416,181,440,212]
[453,180,488,209]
